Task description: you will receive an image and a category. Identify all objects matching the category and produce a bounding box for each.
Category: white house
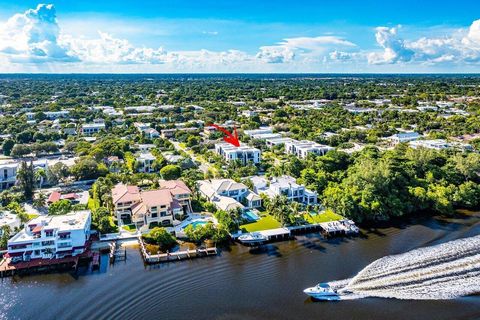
[136,152,156,173]
[243,127,273,138]
[197,179,262,211]
[285,140,334,159]
[0,159,48,191]
[81,122,106,135]
[409,139,473,151]
[7,210,91,261]
[250,175,318,205]
[215,143,261,165]
[388,132,421,145]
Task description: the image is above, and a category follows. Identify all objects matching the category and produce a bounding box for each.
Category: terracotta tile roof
[159,180,192,195]
[112,184,141,204]
[140,189,172,207]
[48,191,61,203]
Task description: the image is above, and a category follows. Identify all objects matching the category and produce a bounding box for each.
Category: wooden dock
[138,237,218,264]
[0,253,90,278]
[234,219,359,245]
[109,241,127,264]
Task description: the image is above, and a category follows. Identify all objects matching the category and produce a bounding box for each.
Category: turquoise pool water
[190,220,208,229]
[242,210,260,222]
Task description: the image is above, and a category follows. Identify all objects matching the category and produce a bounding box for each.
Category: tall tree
[17,161,35,200]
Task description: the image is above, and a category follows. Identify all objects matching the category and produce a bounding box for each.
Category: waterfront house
[7,210,91,261]
[112,181,192,228]
[250,175,318,205]
[197,179,261,211]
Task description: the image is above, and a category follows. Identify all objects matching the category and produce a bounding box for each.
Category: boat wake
[328,235,480,300]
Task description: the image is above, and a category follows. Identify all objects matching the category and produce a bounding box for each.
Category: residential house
[0,159,48,191]
[112,181,192,227]
[135,152,156,173]
[197,179,261,211]
[250,175,318,205]
[81,122,105,135]
[388,132,421,145]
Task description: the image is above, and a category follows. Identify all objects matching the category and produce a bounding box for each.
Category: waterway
[1,212,479,320]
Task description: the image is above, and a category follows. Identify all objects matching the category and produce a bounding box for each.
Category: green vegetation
[303,210,342,224]
[184,223,229,244]
[142,227,177,251]
[240,215,282,232]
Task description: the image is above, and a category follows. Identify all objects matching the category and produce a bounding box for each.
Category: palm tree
[34,168,47,189]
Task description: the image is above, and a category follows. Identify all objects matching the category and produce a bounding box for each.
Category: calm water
[1,212,480,320]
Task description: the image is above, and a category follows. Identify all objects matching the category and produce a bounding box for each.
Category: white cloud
[256,46,295,63]
[61,32,169,64]
[257,35,356,63]
[367,27,414,64]
[367,20,480,66]
[0,4,77,63]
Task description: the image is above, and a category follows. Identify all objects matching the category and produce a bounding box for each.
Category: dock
[0,251,92,278]
[109,241,127,263]
[234,219,359,245]
[138,237,218,264]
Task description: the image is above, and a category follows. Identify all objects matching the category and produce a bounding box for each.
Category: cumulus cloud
[367,20,480,66]
[61,32,169,64]
[367,27,414,64]
[257,36,355,63]
[0,4,77,62]
[256,46,295,63]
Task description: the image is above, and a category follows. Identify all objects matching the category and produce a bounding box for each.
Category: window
[45,231,54,237]
[151,212,158,218]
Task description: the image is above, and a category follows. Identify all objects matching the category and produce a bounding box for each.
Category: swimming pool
[189,220,208,229]
[242,210,260,222]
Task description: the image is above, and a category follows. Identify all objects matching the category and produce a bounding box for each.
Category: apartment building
[215,143,261,165]
[0,159,48,191]
[7,210,91,261]
[284,140,334,159]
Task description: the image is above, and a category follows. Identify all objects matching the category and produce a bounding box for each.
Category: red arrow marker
[209,123,241,147]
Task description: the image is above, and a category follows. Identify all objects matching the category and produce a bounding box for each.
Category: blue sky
[0,1,480,73]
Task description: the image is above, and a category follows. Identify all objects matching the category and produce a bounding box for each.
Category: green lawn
[304,210,343,224]
[27,214,39,220]
[240,215,282,232]
[122,224,137,232]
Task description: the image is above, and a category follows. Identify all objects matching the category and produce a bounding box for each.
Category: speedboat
[238,232,268,245]
[303,283,340,301]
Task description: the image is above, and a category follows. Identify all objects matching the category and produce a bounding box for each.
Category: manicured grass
[240,215,282,232]
[122,224,136,232]
[304,209,343,224]
[27,214,39,220]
